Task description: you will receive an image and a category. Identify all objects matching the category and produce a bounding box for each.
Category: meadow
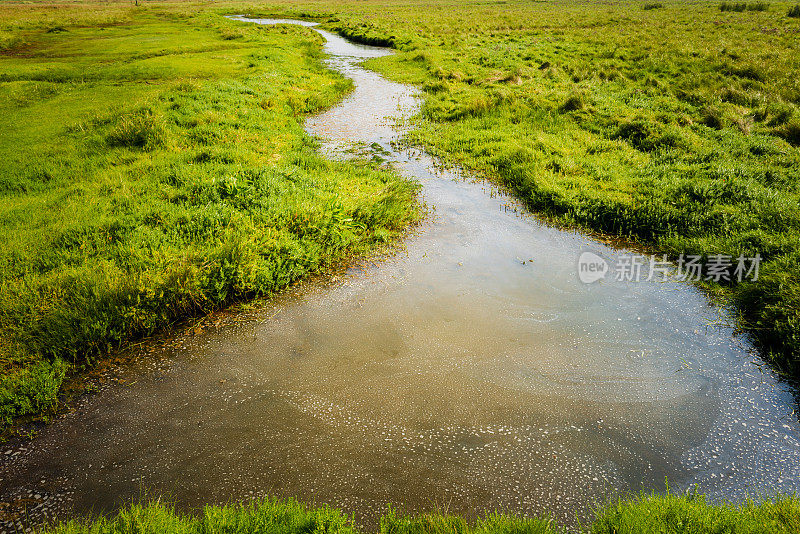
[0,1,420,428]
[39,493,800,533]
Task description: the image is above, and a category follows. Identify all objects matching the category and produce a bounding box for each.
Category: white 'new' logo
[578,251,609,284]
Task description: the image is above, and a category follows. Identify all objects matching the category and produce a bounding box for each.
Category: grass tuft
[105,108,168,150]
[589,492,800,533]
[0,359,67,426]
[559,93,585,112]
[778,120,800,146]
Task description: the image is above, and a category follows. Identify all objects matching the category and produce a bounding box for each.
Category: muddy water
[3,17,800,531]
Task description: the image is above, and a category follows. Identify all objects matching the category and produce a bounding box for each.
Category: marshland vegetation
[2,1,800,531]
[4,0,799,434]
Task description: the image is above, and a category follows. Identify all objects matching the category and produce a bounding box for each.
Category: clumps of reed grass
[720,87,761,107]
[776,120,800,146]
[789,4,800,17]
[421,79,450,94]
[331,24,397,48]
[700,105,726,129]
[105,108,167,150]
[612,117,680,151]
[642,2,664,10]
[720,2,747,11]
[753,101,795,126]
[411,49,434,64]
[559,92,585,112]
[219,27,245,40]
[720,1,769,11]
[0,34,25,52]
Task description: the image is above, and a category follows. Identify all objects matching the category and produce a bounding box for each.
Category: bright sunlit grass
[39,493,800,533]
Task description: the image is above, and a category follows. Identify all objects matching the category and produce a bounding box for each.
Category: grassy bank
[224,0,800,375]
[41,493,800,533]
[0,2,419,429]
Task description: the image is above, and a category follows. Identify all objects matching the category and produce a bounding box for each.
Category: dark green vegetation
[0,2,419,428]
[720,2,770,12]
[41,493,800,533]
[789,4,800,17]
[255,0,800,377]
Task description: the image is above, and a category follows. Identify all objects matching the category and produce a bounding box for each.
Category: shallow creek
[1,17,799,531]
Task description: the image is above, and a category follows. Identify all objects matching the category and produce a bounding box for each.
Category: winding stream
[2,17,800,531]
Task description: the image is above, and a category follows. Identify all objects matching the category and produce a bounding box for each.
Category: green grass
[0,3,419,429]
[38,493,800,533]
[588,492,800,533]
[43,497,359,534]
[720,2,771,12]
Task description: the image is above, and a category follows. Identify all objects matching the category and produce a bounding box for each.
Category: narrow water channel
[2,17,800,532]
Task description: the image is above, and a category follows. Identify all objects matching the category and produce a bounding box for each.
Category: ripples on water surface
[1,16,799,531]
